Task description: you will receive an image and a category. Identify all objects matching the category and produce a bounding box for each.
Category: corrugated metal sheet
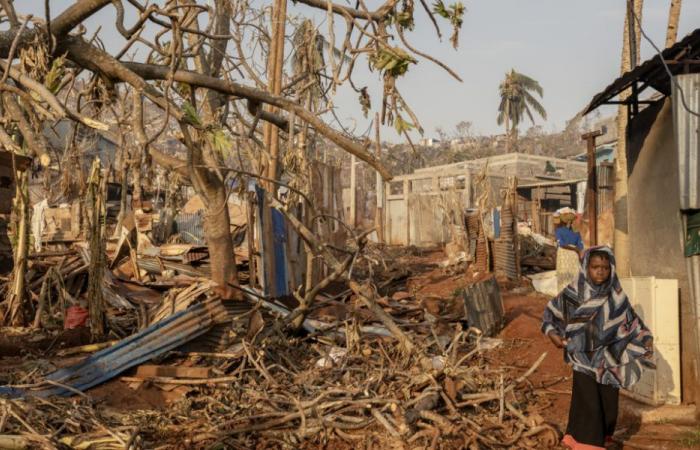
[673,74,700,210]
[137,257,209,278]
[597,162,614,214]
[461,277,504,336]
[0,299,228,398]
[174,211,205,245]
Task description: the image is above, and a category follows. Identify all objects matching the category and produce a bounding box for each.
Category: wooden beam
[582,130,603,247]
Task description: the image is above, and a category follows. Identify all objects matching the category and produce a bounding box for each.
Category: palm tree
[497,69,547,153]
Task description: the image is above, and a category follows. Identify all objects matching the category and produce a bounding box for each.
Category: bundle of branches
[0,248,85,327]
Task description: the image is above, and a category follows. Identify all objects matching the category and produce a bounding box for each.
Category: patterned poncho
[541,246,654,389]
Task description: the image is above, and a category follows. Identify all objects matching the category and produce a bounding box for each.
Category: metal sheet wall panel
[174,211,205,244]
[461,277,504,336]
[673,74,700,210]
[596,163,614,214]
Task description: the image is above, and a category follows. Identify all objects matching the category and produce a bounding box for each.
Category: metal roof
[584,28,700,115]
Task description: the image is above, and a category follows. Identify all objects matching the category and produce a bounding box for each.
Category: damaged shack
[583,28,700,406]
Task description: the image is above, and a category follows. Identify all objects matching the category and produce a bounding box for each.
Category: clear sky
[16,1,700,142]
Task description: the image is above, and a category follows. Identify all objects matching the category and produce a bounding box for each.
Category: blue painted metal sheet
[0,300,226,398]
[255,185,291,298]
[493,208,501,239]
[271,208,290,297]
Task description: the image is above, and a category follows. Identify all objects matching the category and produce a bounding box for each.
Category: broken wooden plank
[135,365,213,379]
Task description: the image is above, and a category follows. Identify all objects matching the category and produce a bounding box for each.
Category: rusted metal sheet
[493,239,517,280]
[673,74,700,210]
[461,277,504,336]
[596,163,614,214]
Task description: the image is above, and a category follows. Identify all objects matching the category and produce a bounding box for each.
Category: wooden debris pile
[0,295,559,449]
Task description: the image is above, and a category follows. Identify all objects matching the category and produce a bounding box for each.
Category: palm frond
[523,104,535,125]
[513,72,544,97]
[522,90,547,120]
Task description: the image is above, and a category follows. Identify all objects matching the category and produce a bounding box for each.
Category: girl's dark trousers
[566,370,619,447]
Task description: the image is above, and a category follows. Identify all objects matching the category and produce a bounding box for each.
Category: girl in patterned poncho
[542,246,654,449]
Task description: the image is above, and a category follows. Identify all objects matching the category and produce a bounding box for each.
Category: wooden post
[374,114,384,243]
[86,158,106,339]
[350,154,357,229]
[261,0,287,297]
[582,130,603,247]
[510,177,521,278]
[404,179,410,245]
[246,192,257,288]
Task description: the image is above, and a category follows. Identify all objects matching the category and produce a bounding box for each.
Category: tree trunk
[204,189,241,300]
[504,114,511,154]
[614,0,642,277]
[5,171,28,326]
[86,159,106,339]
[115,149,130,232]
[666,0,682,48]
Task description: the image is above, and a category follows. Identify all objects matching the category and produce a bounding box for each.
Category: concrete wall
[627,98,699,403]
[413,153,587,181]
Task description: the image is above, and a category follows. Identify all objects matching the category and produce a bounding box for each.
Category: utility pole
[583,130,603,247]
[264,0,288,184]
[261,0,288,296]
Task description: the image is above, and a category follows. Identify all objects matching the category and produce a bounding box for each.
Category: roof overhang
[584,28,700,115]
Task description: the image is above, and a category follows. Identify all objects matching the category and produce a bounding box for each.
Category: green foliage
[207,128,233,159]
[370,47,417,77]
[394,115,415,135]
[182,102,203,127]
[396,0,415,29]
[433,1,465,48]
[497,69,547,144]
[680,428,700,448]
[175,82,191,99]
[44,56,65,94]
[395,11,414,29]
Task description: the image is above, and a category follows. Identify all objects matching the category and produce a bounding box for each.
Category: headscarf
[555,207,576,226]
[542,246,654,388]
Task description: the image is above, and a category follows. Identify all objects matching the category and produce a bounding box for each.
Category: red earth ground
[494,291,699,449]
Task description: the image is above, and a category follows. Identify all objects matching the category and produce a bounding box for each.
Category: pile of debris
[0,245,561,449]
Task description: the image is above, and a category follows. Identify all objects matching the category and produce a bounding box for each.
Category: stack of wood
[23,248,88,328]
